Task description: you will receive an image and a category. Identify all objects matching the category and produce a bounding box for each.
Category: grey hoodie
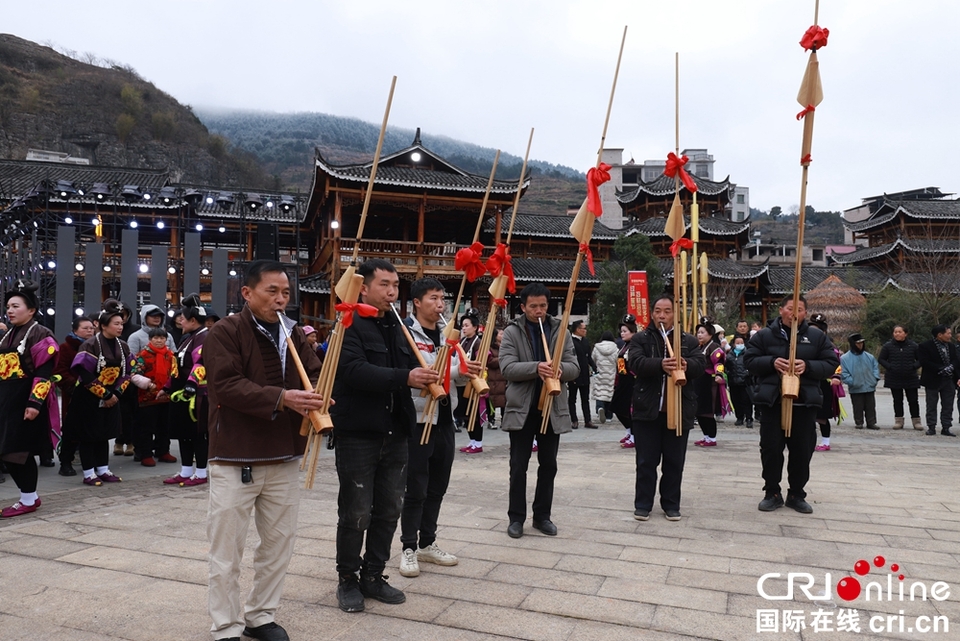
[127,304,176,356]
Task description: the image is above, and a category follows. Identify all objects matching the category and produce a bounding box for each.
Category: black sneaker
[785,495,813,514]
[745,418,754,428]
[359,573,406,604]
[58,464,77,477]
[663,509,682,521]
[942,429,957,437]
[926,428,937,436]
[758,493,784,512]
[734,419,744,426]
[633,509,650,521]
[337,573,365,612]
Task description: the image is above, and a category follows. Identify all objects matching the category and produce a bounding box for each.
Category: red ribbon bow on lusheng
[335,302,379,328]
[486,243,516,294]
[664,153,698,193]
[492,298,508,309]
[670,237,693,258]
[796,104,815,120]
[436,340,471,394]
[800,25,829,51]
[580,243,595,276]
[586,163,612,217]
[454,242,487,282]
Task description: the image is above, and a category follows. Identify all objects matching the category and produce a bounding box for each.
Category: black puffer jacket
[628,325,706,425]
[744,317,839,408]
[330,312,419,437]
[877,338,920,389]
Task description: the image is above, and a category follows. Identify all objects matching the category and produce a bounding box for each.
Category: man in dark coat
[745,294,839,515]
[917,324,960,437]
[628,294,705,522]
[567,320,596,428]
[330,259,439,613]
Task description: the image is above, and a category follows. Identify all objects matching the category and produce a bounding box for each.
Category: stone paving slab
[0,389,958,640]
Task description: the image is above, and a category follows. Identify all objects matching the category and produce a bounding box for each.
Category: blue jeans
[335,432,408,577]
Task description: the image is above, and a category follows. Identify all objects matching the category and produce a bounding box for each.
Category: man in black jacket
[917,324,959,437]
[745,295,839,514]
[628,294,705,522]
[567,320,597,428]
[331,259,440,613]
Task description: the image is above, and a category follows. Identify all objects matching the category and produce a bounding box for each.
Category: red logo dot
[854,560,870,576]
[891,563,899,572]
[874,556,886,568]
[837,577,861,601]
[899,574,905,581]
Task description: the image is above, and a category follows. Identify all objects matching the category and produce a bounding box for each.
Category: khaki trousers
[208,461,300,640]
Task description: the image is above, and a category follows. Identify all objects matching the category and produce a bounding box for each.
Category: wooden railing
[332,240,479,273]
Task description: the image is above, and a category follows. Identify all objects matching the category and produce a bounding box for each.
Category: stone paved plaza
[1,389,959,641]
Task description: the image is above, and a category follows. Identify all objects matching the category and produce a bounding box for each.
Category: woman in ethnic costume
[693,320,730,448]
[163,294,210,487]
[0,280,59,517]
[68,299,136,486]
[611,315,638,448]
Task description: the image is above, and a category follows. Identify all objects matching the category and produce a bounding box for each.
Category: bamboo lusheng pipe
[679,250,689,333]
[660,323,686,386]
[278,314,325,433]
[690,193,699,333]
[392,305,447,401]
[300,273,363,489]
[543,26,627,436]
[783,0,825,437]
[420,155,501,441]
[462,130,534,435]
[699,251,709,320]
[464,274,508,437]
[334,76,397,302]
[419,316,458,446]
[538,317,562,403]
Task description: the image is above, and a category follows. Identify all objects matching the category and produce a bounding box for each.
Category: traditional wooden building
[303,130,623,321]
[836,199,960,274]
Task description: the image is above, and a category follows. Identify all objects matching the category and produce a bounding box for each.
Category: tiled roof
[844,199,960,231]
[482,213,619,240]
[299,273,331,295]
[764,265,889,295]
[0,160,305,222]
[890,272,960,294]
[0,159,169,203]
[622,216,750,238]
[315,152,527,195]
[659,257,768,281]
[511,257,600,285]
[617,173,733,202]
[181,185,307,223]
[830,238,959,265]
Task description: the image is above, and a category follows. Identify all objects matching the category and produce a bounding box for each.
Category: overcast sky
[5,0,959,213]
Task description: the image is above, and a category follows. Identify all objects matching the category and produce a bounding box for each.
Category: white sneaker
[417,543,458,566]
[399,547,420,577]
[598,408,606,423]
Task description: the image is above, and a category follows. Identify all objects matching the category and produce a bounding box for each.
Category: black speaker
[255,224,279,261]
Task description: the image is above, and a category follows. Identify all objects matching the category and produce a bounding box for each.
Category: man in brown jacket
[204,260,324,641]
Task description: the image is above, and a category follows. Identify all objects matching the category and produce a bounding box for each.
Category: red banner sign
[627,271,650,328]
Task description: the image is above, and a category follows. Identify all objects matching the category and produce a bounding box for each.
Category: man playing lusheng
[399,277,480,578]
[204,260,324,641]
[331,259,440,613]
[628,294,705,522]
[498,282,579,539]
[745,294,839,515]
